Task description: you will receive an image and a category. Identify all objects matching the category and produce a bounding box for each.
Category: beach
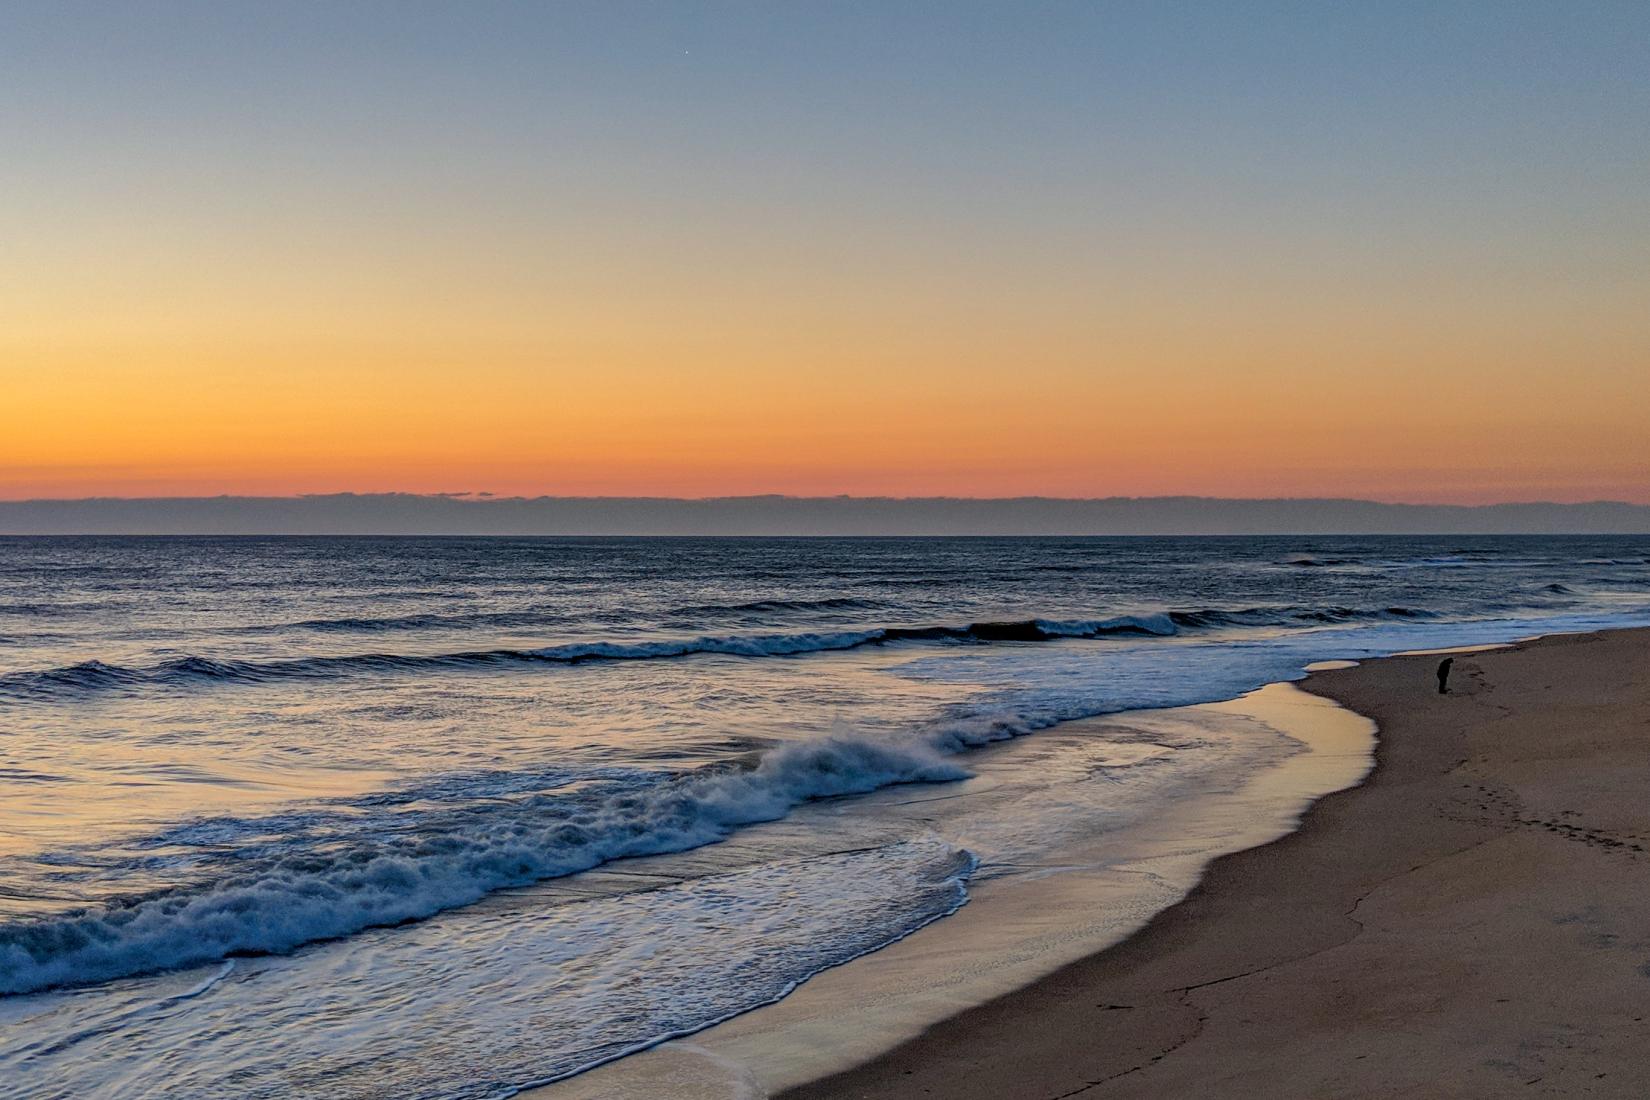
[539,678,1379,1099]
[784,627,1650,1099]
[7,539,1650,1098]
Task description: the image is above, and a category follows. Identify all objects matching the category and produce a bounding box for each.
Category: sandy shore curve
[784,627,1650,1098]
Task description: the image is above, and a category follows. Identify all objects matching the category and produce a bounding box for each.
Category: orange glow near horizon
[6,254,1647,504]
[7,341,1646,504]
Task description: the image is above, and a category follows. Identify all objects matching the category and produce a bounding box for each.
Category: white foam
[0,734,968,997]
[0,841,974,1099]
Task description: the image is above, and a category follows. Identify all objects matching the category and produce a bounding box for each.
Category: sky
[2,1,1647,504]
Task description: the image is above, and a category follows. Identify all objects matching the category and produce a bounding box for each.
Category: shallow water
[546,680,1379,1099]
[1,535,1647,1096]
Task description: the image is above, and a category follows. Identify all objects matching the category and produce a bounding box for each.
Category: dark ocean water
[2,535,1647,1097]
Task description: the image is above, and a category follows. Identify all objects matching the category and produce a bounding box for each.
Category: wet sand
[786,628,1650,1099]
[536,677,1377,1098]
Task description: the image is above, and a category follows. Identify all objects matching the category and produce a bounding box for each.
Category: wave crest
[0,731,975,996]
[0,606,1446,703]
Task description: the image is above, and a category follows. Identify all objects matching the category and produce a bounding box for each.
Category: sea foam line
[0,728,998,997]
[0,604,1445,702]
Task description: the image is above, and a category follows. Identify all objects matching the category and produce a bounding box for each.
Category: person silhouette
[1437,657,1454,694]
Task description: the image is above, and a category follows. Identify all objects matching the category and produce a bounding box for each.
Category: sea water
[1,535,1647,1096]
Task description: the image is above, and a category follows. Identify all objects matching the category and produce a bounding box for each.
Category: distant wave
[0,605,1443,703]
[1283,553,1626,571]
[226,596,883,636]
[0,601,95,618]
[663,596,883,618]
[241,609,575,635]
[1386,555,1556,569]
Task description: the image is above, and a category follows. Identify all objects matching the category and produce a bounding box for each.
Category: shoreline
[536,669,1379,1098]
[782,626,1650,1098]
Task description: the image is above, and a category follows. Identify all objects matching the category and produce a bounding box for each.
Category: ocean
[2,535,1648,1097]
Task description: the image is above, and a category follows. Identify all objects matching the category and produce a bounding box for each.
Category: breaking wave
[0,720,1026,996]
[0,606,1444,702]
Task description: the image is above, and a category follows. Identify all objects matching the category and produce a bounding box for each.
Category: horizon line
[4,492,1647,508]
[5,493,1649,537]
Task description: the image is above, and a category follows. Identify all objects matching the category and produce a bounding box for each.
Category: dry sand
[787,628,1650,1099]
